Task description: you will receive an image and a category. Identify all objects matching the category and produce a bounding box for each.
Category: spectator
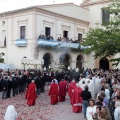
[104,86,110,106]
[101,106,111,120]
[114,101,120,120]
[97,111,106,120]
[86,99,97,120]
[81,85,92,118]
[93,106,102,120]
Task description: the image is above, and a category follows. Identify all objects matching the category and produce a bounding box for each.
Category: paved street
[51,96,85,120]
[0,87,85,120]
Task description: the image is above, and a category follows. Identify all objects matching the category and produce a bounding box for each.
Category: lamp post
[23,56,27,70]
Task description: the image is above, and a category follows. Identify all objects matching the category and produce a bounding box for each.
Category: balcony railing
[15,39,27,47]
[38,39,81,49]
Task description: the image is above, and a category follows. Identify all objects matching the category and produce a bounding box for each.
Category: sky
[0,0,83,13]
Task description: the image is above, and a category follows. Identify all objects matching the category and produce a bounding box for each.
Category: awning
[21,59,42,65]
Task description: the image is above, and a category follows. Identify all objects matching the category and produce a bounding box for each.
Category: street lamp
[23,56,27,70]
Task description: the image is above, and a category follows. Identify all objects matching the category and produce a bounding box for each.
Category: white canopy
[21,59,43,65]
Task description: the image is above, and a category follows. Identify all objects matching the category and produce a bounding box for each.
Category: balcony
[38,39,81,49]
[38,39,60,47]
[15,39,27,47]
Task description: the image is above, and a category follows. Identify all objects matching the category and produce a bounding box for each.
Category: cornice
[80,0,112,7]
[38,2,75,8]
[0,6,89,26]
[0,7,36,18]
[35,7,90,25]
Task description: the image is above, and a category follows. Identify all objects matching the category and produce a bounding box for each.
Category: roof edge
[80,0,112,7]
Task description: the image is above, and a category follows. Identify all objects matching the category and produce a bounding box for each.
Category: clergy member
[59,79,67,102]
[72,83,82,113]
[68,79,76,104]
[48,80,59,105]
[25,80,36,106]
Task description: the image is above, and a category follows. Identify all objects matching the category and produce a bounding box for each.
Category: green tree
[0,52,5,63]
[82,1,120,66]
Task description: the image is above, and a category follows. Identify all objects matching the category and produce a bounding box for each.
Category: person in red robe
[64,79,69,93]
[48,80,59,105]
[72,83,82,113]
[25,80,36,106]
[59,79,67,102]
[68,79,76,104]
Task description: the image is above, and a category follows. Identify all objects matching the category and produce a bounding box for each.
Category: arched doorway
[59,53,71,70]
[99,58,109,70]
[76,55,84,69]
[43,53,53,68]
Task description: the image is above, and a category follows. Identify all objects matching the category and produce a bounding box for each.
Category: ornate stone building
[0,0,118,70]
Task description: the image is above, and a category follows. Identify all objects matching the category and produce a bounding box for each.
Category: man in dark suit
[7,76,12,98]
[1,77,8,99]
[12,74,18,97]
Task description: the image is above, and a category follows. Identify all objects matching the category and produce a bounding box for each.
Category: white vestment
[78,78,85,87]
[94,77,101,94]
[4,105,17,120]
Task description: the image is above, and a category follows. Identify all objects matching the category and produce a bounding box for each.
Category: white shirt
[105,89,110,99]
[86,106,97,120]
[114,107,120,120]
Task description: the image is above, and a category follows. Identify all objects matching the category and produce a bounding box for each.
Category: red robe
[48,83,59,105]
[72,86,82,113]
[68,82,76,104]
[64,80,68,93]
[25,83,36,106]
[59,81,67,102]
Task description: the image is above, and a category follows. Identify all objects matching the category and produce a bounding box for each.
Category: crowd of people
[57,37,81,43]
[38,34,54,40]
[0,68,120,120]
[38,34,82,43]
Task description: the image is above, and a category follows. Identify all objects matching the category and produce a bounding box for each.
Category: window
[20,26,26,39]
[78,33,82,42]
[1,30,6,47]
[63,30,68,38]
[2,21,5,27]
[102,8,110,24]
[45,27,51,36]
[4,36,6,47]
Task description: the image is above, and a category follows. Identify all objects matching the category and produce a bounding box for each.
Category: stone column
[71,60,77,69]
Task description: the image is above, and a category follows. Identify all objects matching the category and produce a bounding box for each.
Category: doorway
[43,53,53,68]
[76,55,83,69]
[99,58,109,70]
[45,27,51,36]
[59,53,71,70]
[63,30,68,38]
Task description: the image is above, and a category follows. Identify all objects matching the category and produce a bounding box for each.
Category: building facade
[0,1,118,70]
